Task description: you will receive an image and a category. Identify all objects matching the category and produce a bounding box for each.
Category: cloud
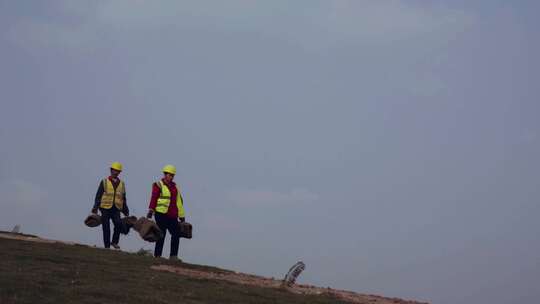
[228,188,319,206]
[5,19,99,51]
[2,1,104,52]
[0,179,48,208]
[202,214,242,232]
[0,179,49,232]
[94,1,475,50]
[322,1,474,42]
[4,1,475,53]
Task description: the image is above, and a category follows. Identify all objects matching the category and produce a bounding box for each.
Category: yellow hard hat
[162,164,176,175]
[110,162,123,171]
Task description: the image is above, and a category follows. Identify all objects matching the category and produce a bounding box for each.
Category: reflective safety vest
[99,178,125,210]
[155,180,185,217]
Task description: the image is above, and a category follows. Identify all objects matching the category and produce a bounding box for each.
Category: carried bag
[84,214,102,227]
[120,216,138,235]
[132,217,164,242]
[177,222,192,239]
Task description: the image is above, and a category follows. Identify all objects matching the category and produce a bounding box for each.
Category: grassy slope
[0,238,350,304]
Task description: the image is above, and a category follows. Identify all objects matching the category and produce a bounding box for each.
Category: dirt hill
[0,232,428,304]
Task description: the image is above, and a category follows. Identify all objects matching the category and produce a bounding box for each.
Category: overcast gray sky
[1,1,539,303]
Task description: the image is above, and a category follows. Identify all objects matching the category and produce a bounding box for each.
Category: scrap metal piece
[283,261,306,287]
[11,225,20,233]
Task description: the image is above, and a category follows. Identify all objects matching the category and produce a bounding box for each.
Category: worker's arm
[92,181,104,212]
[147,183,160,218]
[122,191,129,216]
[178,192,185,221]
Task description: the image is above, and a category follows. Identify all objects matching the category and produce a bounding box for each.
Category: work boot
[111,243,121,250]
[169,256,182,263]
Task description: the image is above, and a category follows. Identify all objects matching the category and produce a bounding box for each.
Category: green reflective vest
[155,180,185,217]
[100,178,125,210]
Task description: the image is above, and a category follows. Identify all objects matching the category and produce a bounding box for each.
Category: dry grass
[0,237,350,304]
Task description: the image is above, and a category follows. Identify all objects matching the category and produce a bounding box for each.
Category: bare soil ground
[152,264,426,304]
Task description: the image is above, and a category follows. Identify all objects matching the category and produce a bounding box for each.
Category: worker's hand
[179,217,185,223]
[91,208,98,214]
[146,210,154,219]
[123,211,130,216]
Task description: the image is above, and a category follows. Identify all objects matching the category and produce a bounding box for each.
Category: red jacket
[148,179,179,219]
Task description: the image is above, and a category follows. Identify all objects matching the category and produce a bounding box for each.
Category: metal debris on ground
[283,261,306,287]
[11,225,20,233]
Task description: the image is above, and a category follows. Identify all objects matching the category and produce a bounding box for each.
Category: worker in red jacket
[146,164,185,260]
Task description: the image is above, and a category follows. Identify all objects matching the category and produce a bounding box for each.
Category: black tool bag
[178,222,192,239]
[120,216,138,235]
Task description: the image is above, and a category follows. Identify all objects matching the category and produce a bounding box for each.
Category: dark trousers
[154,213,180,258]
[100,207,123,248]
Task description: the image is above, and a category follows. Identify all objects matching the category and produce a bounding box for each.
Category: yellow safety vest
[155,180,185,217]
[99,178,125,210]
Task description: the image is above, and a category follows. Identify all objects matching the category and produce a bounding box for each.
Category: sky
[0,1,539,303]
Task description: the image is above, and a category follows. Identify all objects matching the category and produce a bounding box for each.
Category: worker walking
[147,164,185,260]
[92,162,129,249]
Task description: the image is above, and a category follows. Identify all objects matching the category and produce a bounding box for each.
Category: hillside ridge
[0,231,429,304]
